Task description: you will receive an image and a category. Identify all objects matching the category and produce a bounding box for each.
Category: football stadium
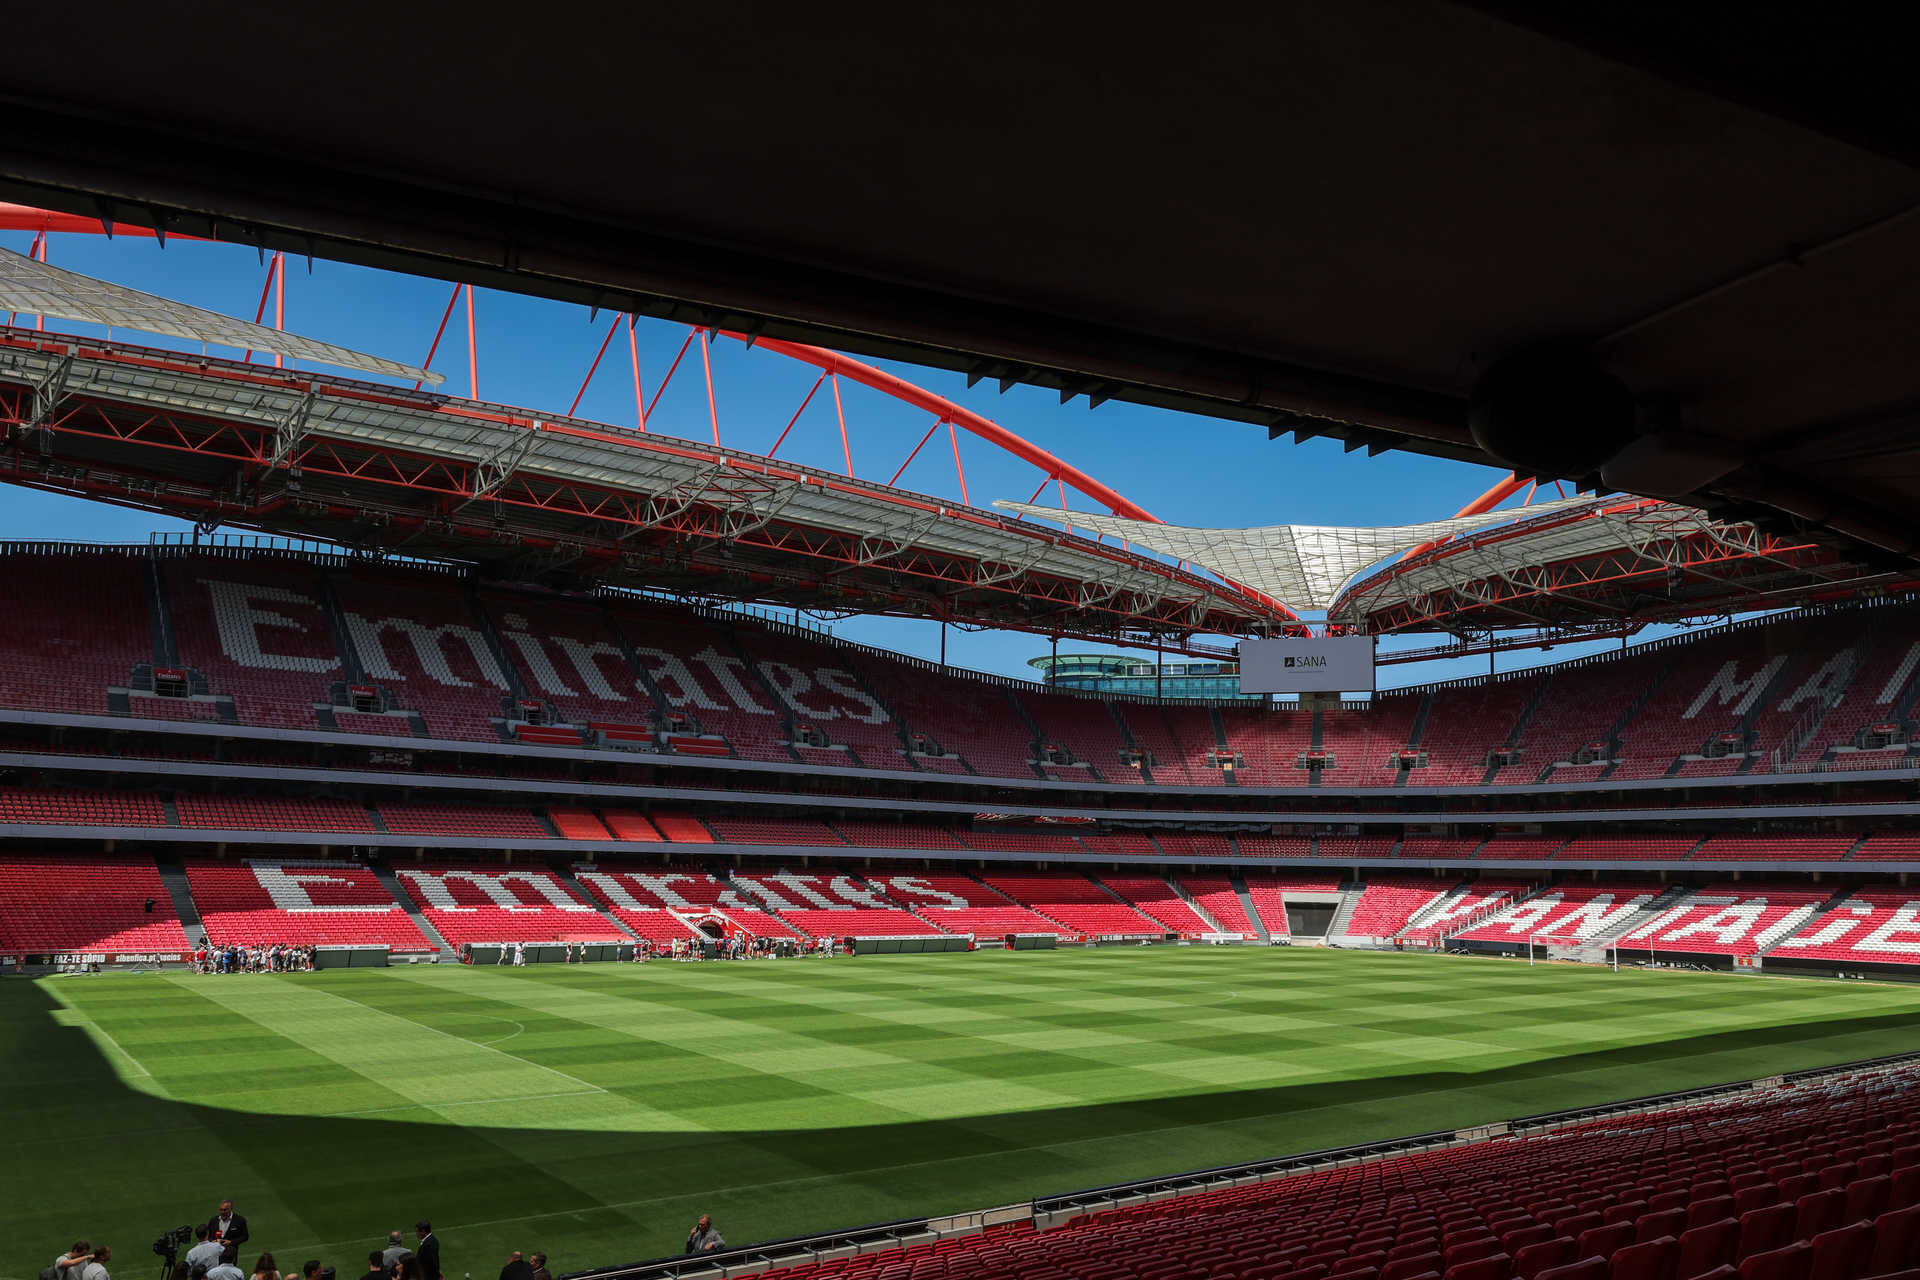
[6,11,1920,1280]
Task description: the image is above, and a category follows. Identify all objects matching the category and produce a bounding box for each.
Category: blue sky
[1,223,1644,686]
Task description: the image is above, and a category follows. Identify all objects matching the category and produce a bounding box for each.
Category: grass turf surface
[6,948,1920,1280]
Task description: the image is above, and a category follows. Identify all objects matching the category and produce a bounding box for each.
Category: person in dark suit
[496,1254,532,1280]
[207,1204,249,1250]
[411,1224,439,1280]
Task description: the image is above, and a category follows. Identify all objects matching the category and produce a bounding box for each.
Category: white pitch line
[52,1000,156,1081]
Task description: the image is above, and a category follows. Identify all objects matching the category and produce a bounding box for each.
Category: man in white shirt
[512,942,525,967]
[205,1246,245,1280]
[183,1230,223,1275]
[72,1246,110,1280]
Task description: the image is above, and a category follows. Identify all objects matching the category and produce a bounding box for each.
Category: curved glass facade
[1028,654,1264,700]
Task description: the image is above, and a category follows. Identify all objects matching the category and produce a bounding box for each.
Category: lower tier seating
[391,864,624,944]
[184,858,435,949]
[0,853,190,955]
[1100,875,1215,935]
[749,1056,1920,1280]
[865,871,1067,936]
[983,872,1162,936]
[1176,874,1259,937]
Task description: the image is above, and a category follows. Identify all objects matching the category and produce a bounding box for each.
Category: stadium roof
[3,4,1919,573]
[0,249,438,383]
[0,325,1284,643]
[994,494,1596,611]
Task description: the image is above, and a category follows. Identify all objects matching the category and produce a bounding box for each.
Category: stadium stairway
[155,856,205,939]
[1397,881,1472,938]
[1583,882,1696,950]
[1324,882,1364,940]
[1231,875,1270,941]
[370,863,453,953]
[1758,886,1858,957]
[1166,876,1226,934]
[553,865,643,942]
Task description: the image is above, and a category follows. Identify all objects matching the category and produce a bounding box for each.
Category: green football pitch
[7,948,1920,1280]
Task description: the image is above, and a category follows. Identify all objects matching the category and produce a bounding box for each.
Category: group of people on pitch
[192,941,316,974]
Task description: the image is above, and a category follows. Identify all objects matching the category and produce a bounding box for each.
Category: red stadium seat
[1610,1236,1679,1280]
[1737,1241,1811,1280]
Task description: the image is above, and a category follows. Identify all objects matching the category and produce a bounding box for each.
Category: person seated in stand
[684,1216,725,1255]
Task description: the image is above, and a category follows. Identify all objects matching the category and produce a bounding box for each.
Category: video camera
[152,1227,194,1263]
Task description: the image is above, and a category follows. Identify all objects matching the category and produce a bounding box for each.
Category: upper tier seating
[1615,882,1832,956]
[704,816,846,846]
[164,554,339,730]
[1319,694,1422,785]
[832,820,970,850]
[983,872,1162,936]
[1497,659,1648,784]
[0,552,153,718]
[605,600,793,762]
[1693,835,1860,862]
[175,794,375,833]
[1217,705,1314,787]
[392,865,625,944]
[1174,874,1258,936]
[729,623,915,770]
[331,568,511,742]
[185,859,434,949]
[729,871,943,937]
[0,786,165,826]
[0,853,190,955]
[20,548,1920,792]
[1343,875,1454,938]
[740,1061,1920,1280]
[1316,835,1396,860]
[1399,835,1485,859]
[1234,834,1314,858]
[1080,832,1164,856]
[1118,704,1215,785]
[377,803,550,840]
[1021,690,1141,783]
[1853,835,1920,862]
[853,648,1037,779]
[865,872,1065,936]
[572,865,795,937]
[479,590,660,732]
[1412,676,1541,785]
[1455,881,1663,945]
[1773,889,1920,965]
[1099,876,1214,935]
[1477,835,1568,860]
[1555,835,1703,861]
[960,828,1087,855]
[549,806,613,840]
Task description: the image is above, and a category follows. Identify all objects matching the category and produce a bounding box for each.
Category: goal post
[1529,932,1620,971]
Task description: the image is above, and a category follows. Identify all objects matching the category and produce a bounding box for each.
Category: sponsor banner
[1239,636,1377,693]
[50,952,189,965]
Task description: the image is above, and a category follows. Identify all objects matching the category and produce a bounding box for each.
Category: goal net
[1531,933,1618,969]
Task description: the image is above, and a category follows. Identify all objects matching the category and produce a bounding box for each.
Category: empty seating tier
[744,1061,1920,1280]
[0,853,189,955]
[392,865,624,944]
[985,872,1162,936]
[184,859,433,949]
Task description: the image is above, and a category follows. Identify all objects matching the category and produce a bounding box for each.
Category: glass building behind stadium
[1028,654,1265,700]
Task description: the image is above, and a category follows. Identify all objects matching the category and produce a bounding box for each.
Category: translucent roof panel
[0,248,440,384]
[992,494,1596,610]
